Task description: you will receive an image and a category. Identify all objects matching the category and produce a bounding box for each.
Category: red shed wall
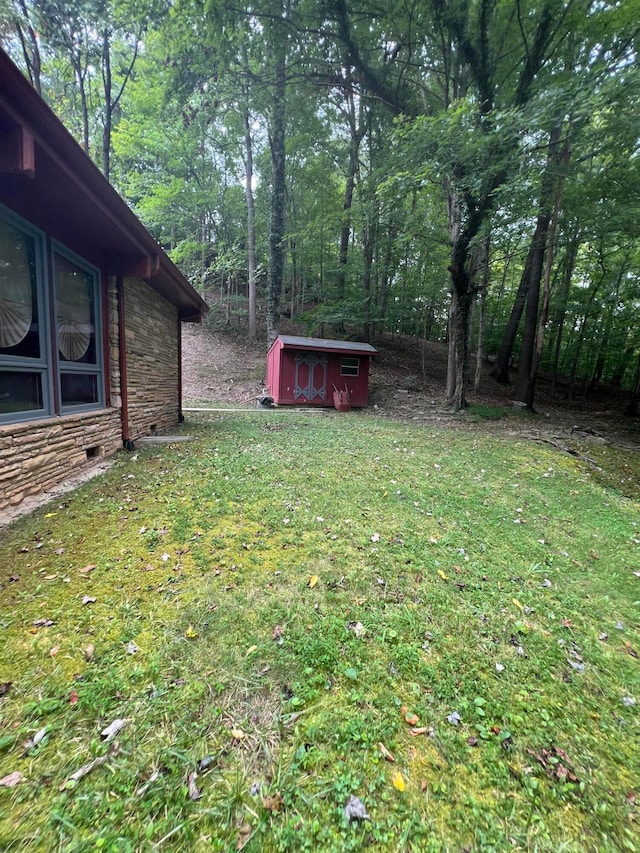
[275,350,371,407]
[266,339,284,403]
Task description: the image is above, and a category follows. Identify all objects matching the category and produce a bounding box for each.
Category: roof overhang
[0,50,207,323]
[275,335,378,356]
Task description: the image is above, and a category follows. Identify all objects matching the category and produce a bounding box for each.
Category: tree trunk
[15,0,42,94]
[266,36,287,348]
[514,124,563,408]
[550,237,578,397]
[242,93,257,340]
[490,250,532,384]
[102,30,112,181]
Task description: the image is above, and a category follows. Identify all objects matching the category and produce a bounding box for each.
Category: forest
[2,0,639,412]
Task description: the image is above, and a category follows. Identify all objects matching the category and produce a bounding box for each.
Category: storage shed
[0,49,207,514]
[266,335,377,408]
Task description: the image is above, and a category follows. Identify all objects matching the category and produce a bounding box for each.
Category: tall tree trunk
[266,35,287,348]
[242,91,257,340]
[550,237,578,396]
[514,124,563,408]
[336,86,363,302]
[102,30,112,181]
[490,249,532,384]
[15,0,42,94]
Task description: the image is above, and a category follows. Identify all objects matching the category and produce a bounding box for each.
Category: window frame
[340,356,360,377]
[0,204,104,425]
[0,208,51,424]
[52,241,104,414]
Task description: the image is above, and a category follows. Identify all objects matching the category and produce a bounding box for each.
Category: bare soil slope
[181,322,640,449]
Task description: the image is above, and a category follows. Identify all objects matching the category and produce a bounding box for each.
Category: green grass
[0,413,638,852]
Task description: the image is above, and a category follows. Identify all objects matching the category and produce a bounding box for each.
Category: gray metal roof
[277,335,377,354]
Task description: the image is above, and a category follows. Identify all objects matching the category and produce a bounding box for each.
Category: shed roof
[275,335,377,355]
[0,49,207,322]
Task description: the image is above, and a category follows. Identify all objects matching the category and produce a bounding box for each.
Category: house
[0,50,208,514]
[266,335,377,408]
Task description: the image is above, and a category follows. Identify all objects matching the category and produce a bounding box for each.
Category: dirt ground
[181,322,640,449]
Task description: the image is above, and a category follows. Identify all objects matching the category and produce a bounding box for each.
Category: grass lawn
[0,412,638,852]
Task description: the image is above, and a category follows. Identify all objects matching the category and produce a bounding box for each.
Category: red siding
[266,336,376,407]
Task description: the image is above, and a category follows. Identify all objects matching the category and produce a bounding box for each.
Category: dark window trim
[0,204,105,424]
[340,356,360,377]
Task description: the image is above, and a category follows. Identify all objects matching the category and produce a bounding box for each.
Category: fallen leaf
[32,619,55,628]
[378,742,395,762]
[0,683,11,698]
[403,710,419,726]
[81,596,96,606]
[512,598,524,611]
[231,728,246,740]
[44,512,57,518]
[186,770,202,801]
[447,711,461,726]
[126,641,139,654]
[245,645,258,657]
[78,564,96,575]
[185,625,198,639]
[101,719,126,741]
[23,727,47,753]
[69,690,79,706]
[467,736,479,747]
[59,752,112,791]
[622,642,639,658]
[49,645,60,658]
[236,822,252,850]
[0,771,22,788]
[271,625,284,641]
[409,726,431,736]
[308,575,319,589]
[262,791,284,813]
[344,794,369,822]
[437,569,448,581]
[84,644,95,661]
[392,771,406,791]
[421,779,428,792]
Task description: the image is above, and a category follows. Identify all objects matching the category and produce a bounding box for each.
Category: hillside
[181,322,640,450]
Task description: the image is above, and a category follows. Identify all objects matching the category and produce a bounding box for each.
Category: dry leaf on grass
[377,742,395,762]
[262,792,284,813]
[0,771,22,788]
[186,771,202,801]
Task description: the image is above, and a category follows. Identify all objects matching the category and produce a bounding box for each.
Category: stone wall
[123,277,180,441]
[0,409,122,512]
[0,275,184,515]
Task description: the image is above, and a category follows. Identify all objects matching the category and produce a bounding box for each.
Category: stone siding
[0,409,122,512]
[123,277,180,441]
[0,275,184,515]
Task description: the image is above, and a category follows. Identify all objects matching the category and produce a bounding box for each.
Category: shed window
[341,356,360,376]
[0,206,103,423]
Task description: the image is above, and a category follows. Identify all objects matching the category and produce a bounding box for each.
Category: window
[0,207,103,424]
[340,356,360,376]
[54,249,101,409]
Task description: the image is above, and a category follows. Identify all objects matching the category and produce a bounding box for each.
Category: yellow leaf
[512,598,524,611]
[308,575,319,589]
[44,512,57,518]
[245,645,258,656]
[392,771,406,792]
[185,625,198,639]
[49,645,60,657]
[437,570,448,581]
[231,728,245,740]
